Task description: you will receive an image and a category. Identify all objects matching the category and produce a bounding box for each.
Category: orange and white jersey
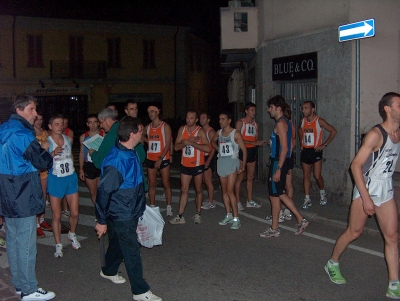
[146,121,170,161]
[301,116,323,148]
[181,125,205,167]
[240,118,257,148]
[204,127,214,156]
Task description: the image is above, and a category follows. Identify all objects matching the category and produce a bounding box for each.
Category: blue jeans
[5,216,38,294]
[102,219,150,295]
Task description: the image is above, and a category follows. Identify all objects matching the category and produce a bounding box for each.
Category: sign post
[338,19,375,154]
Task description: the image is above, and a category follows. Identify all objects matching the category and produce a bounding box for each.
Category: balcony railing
[50,60,107,79]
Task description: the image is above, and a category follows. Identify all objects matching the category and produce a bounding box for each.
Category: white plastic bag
[136,205,165,248]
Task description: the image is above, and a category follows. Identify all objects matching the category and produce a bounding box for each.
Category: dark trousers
[102,218,150,295]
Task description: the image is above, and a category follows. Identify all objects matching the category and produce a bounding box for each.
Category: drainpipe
[12,16,16,78]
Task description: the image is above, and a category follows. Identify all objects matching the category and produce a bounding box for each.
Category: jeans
[102,218,150,295]
[5,216,38,294]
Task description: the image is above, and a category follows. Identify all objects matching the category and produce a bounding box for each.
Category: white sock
[305,195,310,200]
[36,224,40,228]
[227,213,233,218]
[233,217,239,221]
[329,259,338,266]
[320,190,326,196]
[39,218,44,224]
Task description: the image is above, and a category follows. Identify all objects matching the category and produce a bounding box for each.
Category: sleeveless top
[48,134,75,177]
[270,116,292,159]
[83,130,104,163]
[218,129,239,159]
[204,127,214,156]
[146,121,170,161]
[362,124,400,180]
[301,116,323,148]
[36,130,47,145]
[181,125,205,167]
[240,118,257,148]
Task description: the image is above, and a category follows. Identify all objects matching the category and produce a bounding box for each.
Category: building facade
[221,0,400,203]
[0,15,218,136]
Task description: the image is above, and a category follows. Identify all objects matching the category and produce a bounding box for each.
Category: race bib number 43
[219,142,233,157]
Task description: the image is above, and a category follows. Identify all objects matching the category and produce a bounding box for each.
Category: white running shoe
[133,290,162,301]
[237,202,244,211]
[246,200,261,208]
[301,199,312,209]
[68,231,81,249]
[21,288,55,300]
[320,195,328,206]
[166,205,173,216]
[100,271,126,284]
[54,244,63,258]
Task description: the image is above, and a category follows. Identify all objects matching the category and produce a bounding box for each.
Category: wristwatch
[277,166,282,170]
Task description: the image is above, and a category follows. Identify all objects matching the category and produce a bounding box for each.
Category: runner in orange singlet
[169,110,210,225]
[234,102,266,210]
[299,101,337,209]
[144,105,173,216]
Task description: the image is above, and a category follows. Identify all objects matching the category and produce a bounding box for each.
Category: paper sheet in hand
[82,134,104,151]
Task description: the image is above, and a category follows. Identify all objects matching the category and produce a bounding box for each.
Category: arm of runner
[350,128,382,216]
[315,117,337,151]
[185,128,210,153]
[273,119,289,182]
[79,133,85,181]
[235,131,247,174]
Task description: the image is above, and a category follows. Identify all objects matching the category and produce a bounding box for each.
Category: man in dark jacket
[95,116,162,301]
[0,95,55,300]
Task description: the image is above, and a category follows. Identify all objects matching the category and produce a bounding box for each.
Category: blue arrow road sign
[338,19,375,42]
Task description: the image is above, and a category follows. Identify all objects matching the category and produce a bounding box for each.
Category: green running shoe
[325,261,346,284]
[386,282,400,299]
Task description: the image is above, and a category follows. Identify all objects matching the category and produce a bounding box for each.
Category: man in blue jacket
[0,95,55,300]
[95,116,162,301]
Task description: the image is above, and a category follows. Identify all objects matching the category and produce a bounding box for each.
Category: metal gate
[276,81,318,166]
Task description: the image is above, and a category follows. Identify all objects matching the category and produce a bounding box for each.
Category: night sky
[1,0,229,43]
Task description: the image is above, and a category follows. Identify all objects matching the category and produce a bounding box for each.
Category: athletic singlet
[146,121,170,161]
[204,127,214,156]
[240,118,257,148]
[181,125,205,167]
[64,127,72,136]
[362,124,400,179]
[218,129,239,159]
[35,130,47,145]
[301,116,323,148]
[48,134,75,177]
[83,130,104,163]
[270,116,292,159]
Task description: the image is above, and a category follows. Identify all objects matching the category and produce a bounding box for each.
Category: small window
[143,40,155,69]
[234,13,248,32]
[27,34,43,67]
[107,38,121,68]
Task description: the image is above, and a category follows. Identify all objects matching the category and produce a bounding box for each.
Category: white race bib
[245,124,256,137]
[183,145,194,158]
[148,141,161,153]
[54,159,73,177]
[304,133,314,146]
[219,142,233,157]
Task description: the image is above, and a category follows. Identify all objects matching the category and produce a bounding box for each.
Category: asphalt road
[0,162,393,301]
